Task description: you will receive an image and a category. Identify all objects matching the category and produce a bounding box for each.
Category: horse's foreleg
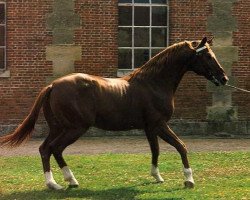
[157,123,194,188]
[145,130,164,183]
[61,166,79,187]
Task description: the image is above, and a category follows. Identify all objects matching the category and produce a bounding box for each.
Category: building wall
[169,0,212,120]
[0,0,53,128]
[0,0,249,135]
[232,0,250,120]
[74,0,118,77]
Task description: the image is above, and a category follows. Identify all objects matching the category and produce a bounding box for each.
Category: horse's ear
[198,37,207,47]
[207,37,214,45]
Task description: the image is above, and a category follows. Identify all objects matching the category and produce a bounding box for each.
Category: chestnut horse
[0,37,228,190]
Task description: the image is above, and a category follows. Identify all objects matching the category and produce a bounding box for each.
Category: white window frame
[118,0,169,75]
[0,1,7,72]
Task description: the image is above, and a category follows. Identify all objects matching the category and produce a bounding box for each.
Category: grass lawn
[0,152,249,200]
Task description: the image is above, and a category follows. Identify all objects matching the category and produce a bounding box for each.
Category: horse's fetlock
[64,175,72,182]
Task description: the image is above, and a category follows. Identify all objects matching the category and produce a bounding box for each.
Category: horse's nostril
[221,76,229,83]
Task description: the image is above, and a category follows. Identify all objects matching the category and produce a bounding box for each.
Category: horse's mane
[128,41,192,80]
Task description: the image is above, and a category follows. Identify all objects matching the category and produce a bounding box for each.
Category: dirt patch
[0,136,250,157]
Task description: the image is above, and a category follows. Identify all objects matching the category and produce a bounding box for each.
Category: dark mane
[128,41,191,80]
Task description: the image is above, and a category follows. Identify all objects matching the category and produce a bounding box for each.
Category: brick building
[0,0,249,136]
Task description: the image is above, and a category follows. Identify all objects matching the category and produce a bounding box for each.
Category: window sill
[0,70,10,78]
[117,69,134,77]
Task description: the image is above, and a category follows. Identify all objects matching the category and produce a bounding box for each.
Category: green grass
[0,152,249,200]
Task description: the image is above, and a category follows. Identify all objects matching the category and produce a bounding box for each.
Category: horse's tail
[0,85,53,147]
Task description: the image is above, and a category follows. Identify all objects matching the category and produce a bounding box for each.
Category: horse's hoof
[155,177,164,183]
[151,173,164,183]
[68,184,79,188]
[184,181,195,189]
[46,182,63,190]
[156,180,164,183]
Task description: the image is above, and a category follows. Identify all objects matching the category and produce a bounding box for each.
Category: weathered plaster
[206,0,238,121]
[46,0,82,83]
[46,0,81,44]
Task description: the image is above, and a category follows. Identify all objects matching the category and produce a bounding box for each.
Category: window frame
[0,1,6,72]
[118,0,169,72]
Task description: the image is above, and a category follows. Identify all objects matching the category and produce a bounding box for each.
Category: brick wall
[232,0,250,121]
[0,0,52,127]
[0,0,249,134]
[74,0,118,77]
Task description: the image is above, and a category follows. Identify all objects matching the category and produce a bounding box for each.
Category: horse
[0,37,228,190]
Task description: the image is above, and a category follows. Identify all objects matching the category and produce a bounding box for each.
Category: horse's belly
[94,113,144,131]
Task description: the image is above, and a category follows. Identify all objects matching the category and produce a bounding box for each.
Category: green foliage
[0,152,249,200]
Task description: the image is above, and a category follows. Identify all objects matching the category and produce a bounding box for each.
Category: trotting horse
[0,37,228,190]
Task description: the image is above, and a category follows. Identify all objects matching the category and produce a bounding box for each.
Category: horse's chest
[152,96,174,120]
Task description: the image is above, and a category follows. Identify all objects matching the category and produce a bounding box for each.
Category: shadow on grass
[0,187,137,200]
[0,183,184,200]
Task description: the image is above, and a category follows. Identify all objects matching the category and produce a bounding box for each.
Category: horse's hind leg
[39,98,64,190]
[39,132,64,190]
[49,127,88,188]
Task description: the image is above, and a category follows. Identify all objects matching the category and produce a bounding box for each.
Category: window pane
[119,28,132,47]
[119,0,132,3]
[118,49,132,69]
[134,0,149,3]
[134,28,149,47]
[152,28,167,47]
[152,48,164,57]
[152,6,167,26]
[152,0,167,3]
[0,4,5,24]
[134,7,150,26]
[0,26,5,46]
[134,49,149,68]
[0,48,5,69]
[119,6,132,26]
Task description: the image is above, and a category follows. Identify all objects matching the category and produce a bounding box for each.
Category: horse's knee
[182,143,188,154]
[176,142,187,155]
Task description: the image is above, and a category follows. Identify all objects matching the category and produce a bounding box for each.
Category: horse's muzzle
[220,75,229,85]
[211,75,228,86]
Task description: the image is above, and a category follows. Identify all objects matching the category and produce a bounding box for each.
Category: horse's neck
[127,59,187,94]
[162,63,187,94]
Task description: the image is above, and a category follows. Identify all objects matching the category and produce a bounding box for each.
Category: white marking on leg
[183,168,195,187]
[151,165,164,183]
[44,171,63,190]
[62,166,79,186]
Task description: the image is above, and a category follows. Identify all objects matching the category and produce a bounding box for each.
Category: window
[0,2,6,70]
[118,0,169,70]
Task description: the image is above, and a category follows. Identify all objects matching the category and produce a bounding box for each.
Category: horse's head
[188,37,228,86]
